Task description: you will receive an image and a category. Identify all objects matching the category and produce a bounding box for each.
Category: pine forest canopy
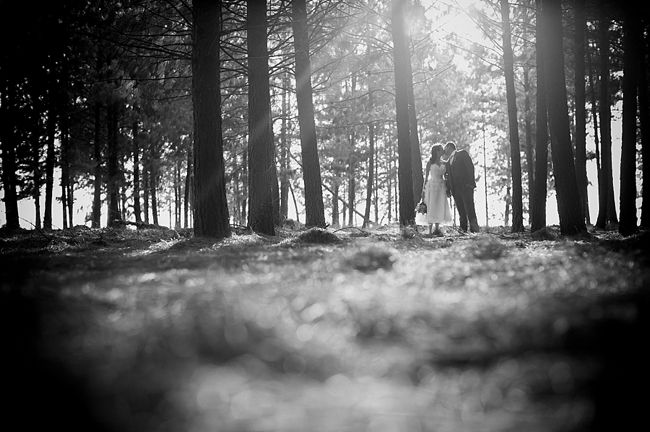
[0,0,647,236]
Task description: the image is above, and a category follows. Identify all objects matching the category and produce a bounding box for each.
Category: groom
[444,141,479,233]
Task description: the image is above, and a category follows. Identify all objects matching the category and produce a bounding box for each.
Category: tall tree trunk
[363,116,375,228]
[387,142,393,222]
[407,60,423,202]
[524,62,534,223]
[500,0,524,232]
[531,0,549,231]
[106,100,121,227]
[640,21,650,228]
[248,0,279,235]
[574,0,589,225]
[280,72,290,222]
[619,6,640,236]
[292,0,326,227]
[192,0,230,238]
[587,44,602,226]
[391,0,415,226]
[374,135,379,224]
[92,102,102,228]
[523,7,534,224]
[241,147,248,224]
[43,95,56,231]
[60,111,69,229]
[132,119,142,223]
[150,167,158,226]
[541,0,586,235]
[31,113,42,230]
[332,182,340,227]
[0,80,20,230]
[596,12,617,228]
[348,130,356,227]
[184,144,192,228]
[143,160,150,224]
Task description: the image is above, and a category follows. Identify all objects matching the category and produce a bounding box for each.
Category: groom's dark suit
[446,150,479,232]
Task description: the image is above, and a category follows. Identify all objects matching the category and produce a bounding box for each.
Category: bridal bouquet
[416,201,427,214]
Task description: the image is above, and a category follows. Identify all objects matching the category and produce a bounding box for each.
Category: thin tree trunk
[500,0,524,232]
[374,133,379,224]
[348,129,356,227]
[106,100,121,227]
[541,0,586,235]
[386,139,393,222]
[619,6,640,236]
[192,0,230,238]
[524,63,534,223]
[247,0,279,235]
[92,102,102,228]
[531,0,548,231]
[574,0,589,225]
[596,11,617,228]
[184,144,192,228]
[391,0,415,226]
[242,147,248,224]
[31,113,42,230]
[292,0,326,227]
[288,181,300,224]
[43,94,56,231]
[280,72,290,222]
[60,112,69,229]
[151,168,158,226]
[587,43,602,226]
[640,21,650,228]
[132,119,142,223]
[143,160,150,224]
[332,182,340,227]
[0,81,20,230]
[363,117,375,228]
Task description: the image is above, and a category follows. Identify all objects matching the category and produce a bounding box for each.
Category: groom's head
[444,141,456,157]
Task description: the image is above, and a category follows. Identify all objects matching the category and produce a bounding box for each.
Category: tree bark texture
[640,21,650,228]
[30,83,42,230]
[92,102,102,228]
[574,0,589,225]
[541,0,586,235]
[523,63,534,222]
[391,0,415,226]
[407,60,423,202]
[596,12,617,228]
[0,81,20,230]
[106,100,121,227]
[132,119,142,224]
[43,93,56,230]
[247,0,279,235]
[363,116,375,227]
[292,0,326,228]
[619,6,640,236]
[280,72,290,222]
[191,0,231,238]
[500,0,524,232]
[531,0,549,231]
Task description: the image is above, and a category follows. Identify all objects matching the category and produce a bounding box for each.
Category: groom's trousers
[452,186,479,232]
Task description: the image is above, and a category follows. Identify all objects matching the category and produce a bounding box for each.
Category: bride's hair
[429,144,444,164]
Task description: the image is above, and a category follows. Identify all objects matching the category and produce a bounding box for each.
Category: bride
[420,144,452,236]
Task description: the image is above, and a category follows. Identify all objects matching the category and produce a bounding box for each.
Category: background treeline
[0,0,647,237]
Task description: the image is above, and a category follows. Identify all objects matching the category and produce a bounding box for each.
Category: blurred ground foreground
[1,225,649,432]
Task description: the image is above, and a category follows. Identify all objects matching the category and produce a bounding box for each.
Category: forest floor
[1,224,649,432]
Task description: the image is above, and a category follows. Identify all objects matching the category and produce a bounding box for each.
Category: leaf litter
[1,225,648,432]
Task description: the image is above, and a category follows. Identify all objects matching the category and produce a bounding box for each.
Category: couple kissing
[421,141,479,235]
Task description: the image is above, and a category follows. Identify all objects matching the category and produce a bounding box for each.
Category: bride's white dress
[422,163,451,224]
